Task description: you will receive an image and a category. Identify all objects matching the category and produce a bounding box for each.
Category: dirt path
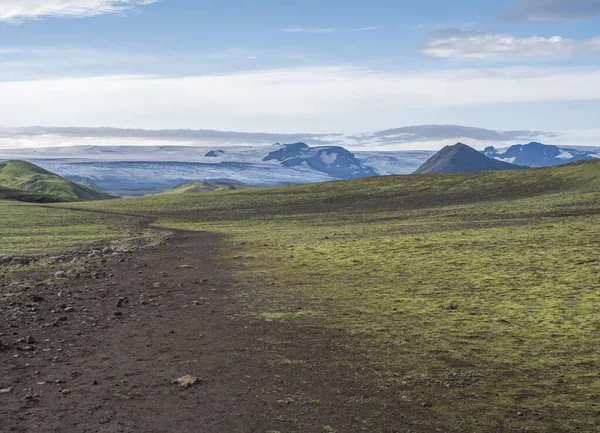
[0,216,418,433]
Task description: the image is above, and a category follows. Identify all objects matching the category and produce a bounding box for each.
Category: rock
[63,307,75,313]
[17,346,35,352]
[102,247,113,255]
[114,312,123,317]
[115,300,123,308]
[0,387,12,393]
[0,255,13,264]
[60,389,71,395]
[174,375,200,388]
[25,336,35,344]
[54,271,67,278]
[11,257,30,266]
[443,304,459,311]
[422,402,433,408]
[32,295,45,303]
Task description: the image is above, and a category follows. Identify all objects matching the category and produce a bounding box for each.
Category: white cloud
[281,27,336,34]
[1,66,600,133]
[422,29,600,59]
[352,26,384,32]
[0,0,158,22]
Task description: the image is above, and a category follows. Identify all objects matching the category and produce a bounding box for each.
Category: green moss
[6,160,600,431]
[0,201,151,255]
[256,311,313,320]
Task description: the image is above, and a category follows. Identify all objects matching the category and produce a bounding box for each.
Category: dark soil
[0,222,430,433]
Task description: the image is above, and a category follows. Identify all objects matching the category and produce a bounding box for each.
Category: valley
[2,160,600,432]
[3,140,596,196]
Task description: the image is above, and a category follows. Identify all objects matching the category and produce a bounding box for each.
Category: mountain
[483,142,596,168]
[0,160,115,202]
[205,150,225,158]
[263,143,378,178]
[414,143,529,174]
[160,181,248,195]
[0,146,434,196]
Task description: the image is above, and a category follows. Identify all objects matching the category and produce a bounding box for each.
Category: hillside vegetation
[5,159,600,432]
[0,160,115,202]
[160,181,247,195]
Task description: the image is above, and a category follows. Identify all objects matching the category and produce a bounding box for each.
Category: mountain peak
[414,143,528,174]
[483,142,595,168]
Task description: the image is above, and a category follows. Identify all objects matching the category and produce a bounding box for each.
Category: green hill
[414,142,529,174]
[0,160,115,202]
[160,181,248,195]
[0,186,60,203]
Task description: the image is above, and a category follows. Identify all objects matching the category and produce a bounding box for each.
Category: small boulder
[174,375,200,388]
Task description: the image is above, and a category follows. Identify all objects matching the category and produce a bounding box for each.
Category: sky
[1,0,600,149]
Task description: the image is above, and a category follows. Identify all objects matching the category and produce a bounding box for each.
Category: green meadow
[4,161,600,431]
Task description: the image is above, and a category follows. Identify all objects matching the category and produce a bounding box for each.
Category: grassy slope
[0,186,59,203]
[160,181,247,195]
[0,160,114,202]
[10,159,600,431]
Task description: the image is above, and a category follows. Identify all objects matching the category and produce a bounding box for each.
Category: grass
[0,201,151,255]
[160,181,248,195]
[256,311,313,320]
[5,160,600,431]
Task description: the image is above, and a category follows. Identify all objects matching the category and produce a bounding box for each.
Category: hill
[0,160,115,202]
[483,142,596,167]
[414,142,529,174]
[160,181,248,195]
[0,186,59,203]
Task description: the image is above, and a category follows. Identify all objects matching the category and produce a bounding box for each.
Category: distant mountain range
[0,141,598,196]
[483,142,597,167]
[415,143,528,174]
[0,144,433,195]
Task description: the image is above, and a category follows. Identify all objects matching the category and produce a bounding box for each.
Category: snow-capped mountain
[483,142,596,168]
[263,143,378,178]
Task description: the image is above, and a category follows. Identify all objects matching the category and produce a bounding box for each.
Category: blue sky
[1,0,600,149]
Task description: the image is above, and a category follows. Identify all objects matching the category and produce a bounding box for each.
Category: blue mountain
[483,142,595,168]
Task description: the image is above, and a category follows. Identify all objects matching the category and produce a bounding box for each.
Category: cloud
[500,0,600,22]
[368,125,556,143]
[0,0,158,23]
[352,26,384,32]
[281,27,336,34]
[422,29,600,59]
[1,66,600,133]
[0,126,336,147]
[0,125,557,150]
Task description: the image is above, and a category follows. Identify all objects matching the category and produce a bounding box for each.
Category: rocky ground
[0,222,417,433]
